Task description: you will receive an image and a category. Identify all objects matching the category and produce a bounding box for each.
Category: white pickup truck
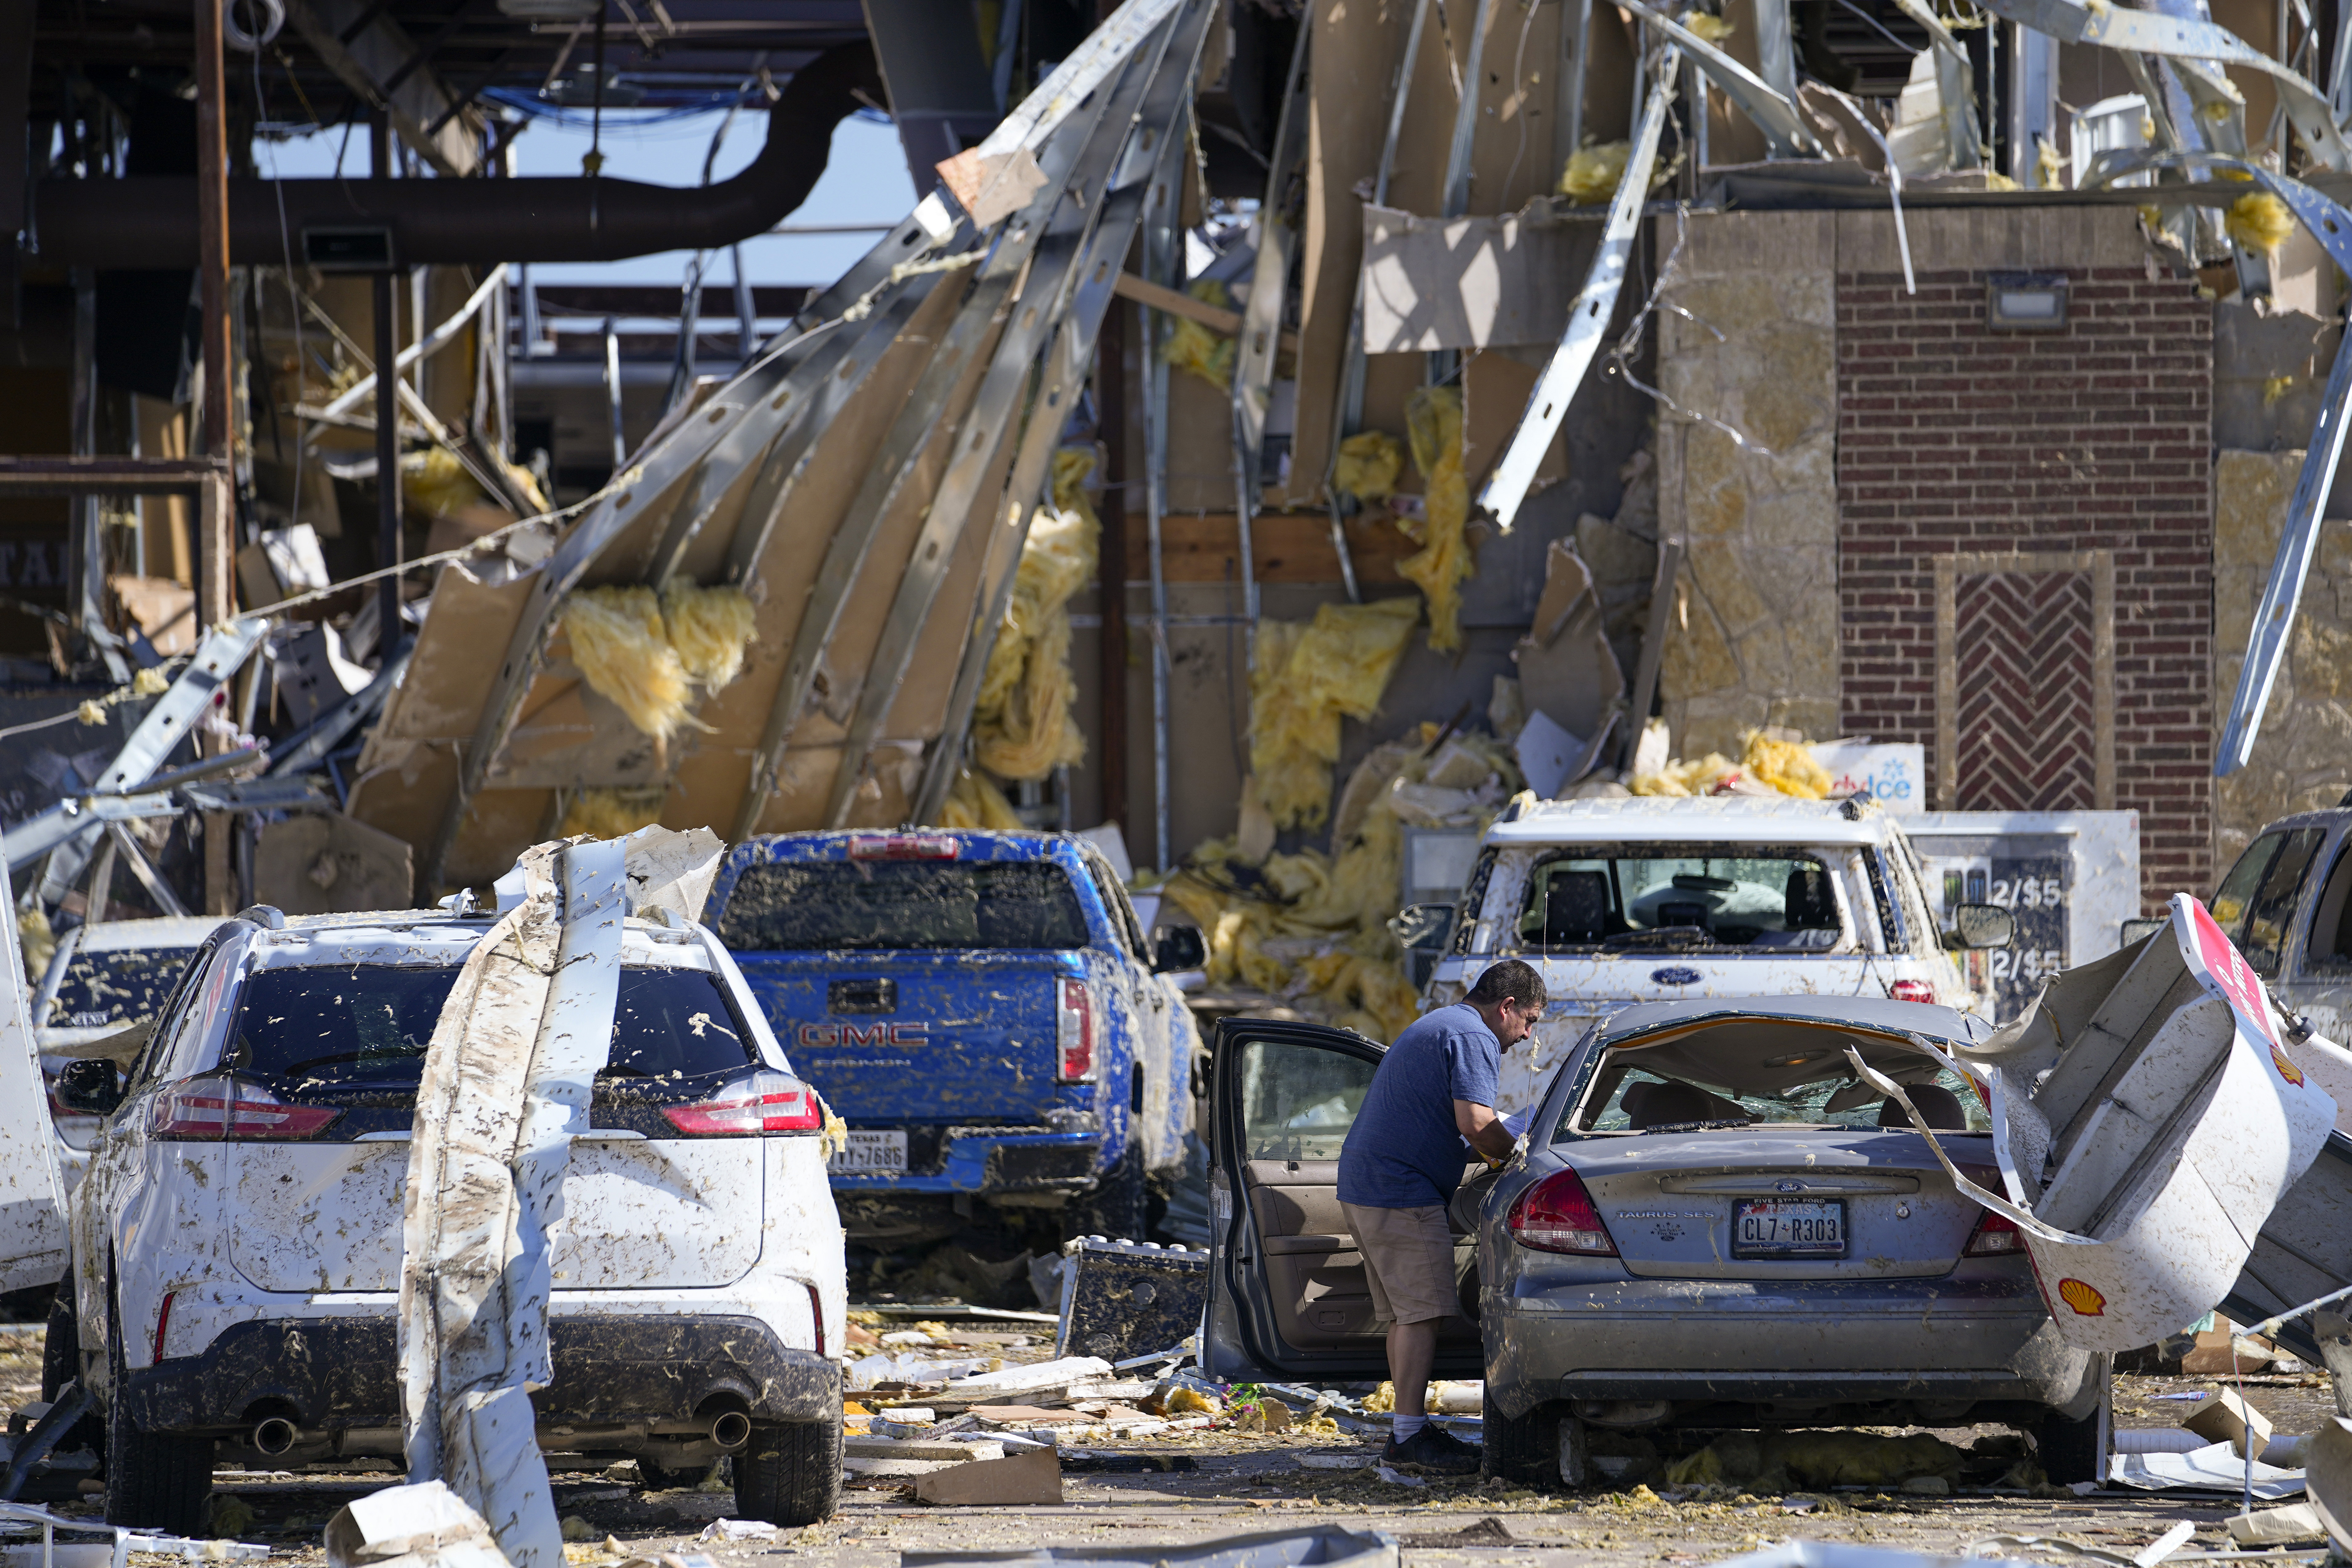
[1408,795,2015,1115]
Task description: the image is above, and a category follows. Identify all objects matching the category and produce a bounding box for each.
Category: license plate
[1731,1198,1846,1258]
[829,1130,908,1174]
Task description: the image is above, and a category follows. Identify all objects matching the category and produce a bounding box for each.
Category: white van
[1408,795,2013,1114]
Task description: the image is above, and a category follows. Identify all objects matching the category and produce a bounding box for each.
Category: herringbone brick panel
[1955,570,2095,811]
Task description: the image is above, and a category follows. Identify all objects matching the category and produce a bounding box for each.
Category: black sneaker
[1383,1424,1481,1475]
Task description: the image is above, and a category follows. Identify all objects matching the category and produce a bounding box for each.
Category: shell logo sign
[2056,1278,2107,1317]
[2272,1045,2307,1087]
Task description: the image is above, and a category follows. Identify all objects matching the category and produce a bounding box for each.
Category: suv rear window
[1516,847,1845,952]
[49,946,201,1029]
[716,860,1090,950]
[223,964,758,1097]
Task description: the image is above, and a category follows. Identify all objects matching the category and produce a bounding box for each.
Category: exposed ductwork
[29,42,882,269]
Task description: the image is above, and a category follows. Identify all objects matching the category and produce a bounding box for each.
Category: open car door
[1202,1016,1485,1384]
[0,857,68,1294]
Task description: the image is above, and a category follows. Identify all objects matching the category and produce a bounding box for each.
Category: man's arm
[1454,1099,1517,1162]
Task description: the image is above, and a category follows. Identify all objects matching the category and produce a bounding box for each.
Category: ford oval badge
[1776,1179,1804,1193]
[1651,966,1702,986]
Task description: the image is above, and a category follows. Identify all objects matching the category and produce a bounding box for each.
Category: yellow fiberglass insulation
[404,447,486,517]
[1741,730,1833,798]
[1246,598,1421,830]
[1559,140,1632,204]
[973,449,1099,780]
[1684,11,1734,40]
[16,908,54,981]
[1160,279,1237,392]
[1334,430,1404,503]
[560,786,665,840]
[938,767,1024,830]
[562,585,693,741]
[661,582,757,689]
[1628,751,1740,797]
[1401,386,1474,653]
[1665,1431,1966,1492]
[1165,730,1518,1042]
[2227,191,2295,257]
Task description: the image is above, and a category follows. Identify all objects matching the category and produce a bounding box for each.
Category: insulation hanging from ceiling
[971,448,1102,781]
[1400,386,1474,653]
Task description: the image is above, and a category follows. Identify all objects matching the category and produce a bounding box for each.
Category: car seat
[1623,1079,1718,1129]
[1877,1082,1968,1130]
[1786,866,1839,931]
[1545,871,1610,945]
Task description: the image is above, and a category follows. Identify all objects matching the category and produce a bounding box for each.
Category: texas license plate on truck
[1731,1199,1845,1258]
[829,1131,908,1174]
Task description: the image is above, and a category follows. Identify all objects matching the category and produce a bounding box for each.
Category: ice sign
[1809,742,1924,813]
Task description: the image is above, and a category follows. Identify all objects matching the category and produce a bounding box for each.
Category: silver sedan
[1478,996,2104,1488]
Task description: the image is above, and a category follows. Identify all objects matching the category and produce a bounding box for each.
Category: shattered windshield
[1558,1022,1989,1139]
[223,964,758,1096]
[47,945,201,1030]
[716,860,1092,950]
[1515,846,1847,953]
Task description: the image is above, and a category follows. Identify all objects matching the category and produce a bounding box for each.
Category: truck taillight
[1889,979,1935,1003]
[848,833,958,860]
[1055,979,1095,1082]
[1507,1166,1619,1256]
[660,1071,824,1135]
[149,1075,342,1141]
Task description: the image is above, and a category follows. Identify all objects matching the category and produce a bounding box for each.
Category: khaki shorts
[1342,1201,1459,1326]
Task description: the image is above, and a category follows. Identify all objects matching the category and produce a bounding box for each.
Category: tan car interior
[1230,1039,1480,1353]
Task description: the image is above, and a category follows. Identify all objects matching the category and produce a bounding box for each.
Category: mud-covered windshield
[716,860,1091,950]
[1515,846,1847,953]
[222,964,758,1096]
[47,945,201,1029]
[1557,1021,1987,1138]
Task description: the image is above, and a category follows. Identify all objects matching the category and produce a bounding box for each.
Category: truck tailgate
[735,951,1080,1124]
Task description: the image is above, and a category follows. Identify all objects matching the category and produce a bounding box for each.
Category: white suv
[52,903,846,1535]
[1414,795,2012,1114]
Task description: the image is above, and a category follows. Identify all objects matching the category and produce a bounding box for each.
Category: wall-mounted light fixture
[1986,272,2069,331]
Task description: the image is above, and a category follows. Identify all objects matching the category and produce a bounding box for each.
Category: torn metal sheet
[0,848,66,1295]
[1613,0,1820,159]
[1858,894,2340,1353]
[1231,19,1312,636]
[911,6,1214,822]
[2223,1130,2352,1367]
[400,834,634,1568]
[1972,0,2351,172]
[818,11,1190,828]
[1473,46,1679,533]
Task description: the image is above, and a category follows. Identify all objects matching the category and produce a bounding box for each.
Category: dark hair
[1466,958,1546,1012]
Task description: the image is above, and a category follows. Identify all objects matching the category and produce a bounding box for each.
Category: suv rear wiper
[1600,926,1717,952]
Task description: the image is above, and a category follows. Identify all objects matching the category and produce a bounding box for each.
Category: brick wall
[1836,258,2215,911]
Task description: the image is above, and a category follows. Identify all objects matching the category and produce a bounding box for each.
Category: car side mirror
[54,1058,120,1116]
[2120,917,2167,948]
[1944,903,2016,951]
[1389,902,1457,951]
[1154,926,1206,973]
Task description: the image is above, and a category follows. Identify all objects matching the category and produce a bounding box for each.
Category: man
[1337,958,1546,1474]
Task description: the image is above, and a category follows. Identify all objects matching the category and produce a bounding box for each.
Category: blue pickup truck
[706,830,1207,1246]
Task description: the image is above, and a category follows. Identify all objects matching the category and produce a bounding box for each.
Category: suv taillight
[149,1074,343,1141]
[1055,979,1095,1083]
[1507,1167,1619,1255]
[660,1070,824,1135]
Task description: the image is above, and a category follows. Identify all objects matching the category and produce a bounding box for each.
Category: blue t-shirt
[1337,1003,1501,1210]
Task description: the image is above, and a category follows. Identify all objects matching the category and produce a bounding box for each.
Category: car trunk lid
[1568,1131,1996,1279]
